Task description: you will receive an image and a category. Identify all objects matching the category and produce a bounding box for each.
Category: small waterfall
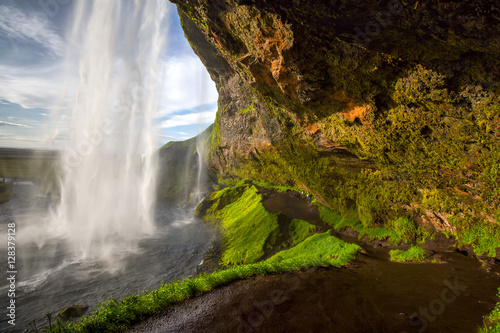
[46,0,167,262]
[194,134,208,204]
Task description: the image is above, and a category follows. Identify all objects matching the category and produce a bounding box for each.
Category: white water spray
[47,0,167,262]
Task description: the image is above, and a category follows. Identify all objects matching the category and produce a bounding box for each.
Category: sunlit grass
[268,232,360,266]
[390,245,428,262]
[208,185,280,266]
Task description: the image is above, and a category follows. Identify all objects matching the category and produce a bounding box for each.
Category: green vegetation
[318,203,424,247]
[457,221,500,257]
[0,149,59,195]
[237,104,255,115]
[157,125,213,202]
[252,180,297,193]
[289,219,318,246]
[390,246,428,263]
[203,183,280,266]
[360,227,399,244]
[388,217,418,244]
[0,151,58,179]
[268,232,360,266]
[316,202,363,232]
[480,288,500,333]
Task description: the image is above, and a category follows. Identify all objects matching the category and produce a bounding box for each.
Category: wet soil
[128,186,500,333]
[128,248,500,333]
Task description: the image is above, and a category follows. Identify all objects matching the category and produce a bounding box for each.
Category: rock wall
[170,0,500,254]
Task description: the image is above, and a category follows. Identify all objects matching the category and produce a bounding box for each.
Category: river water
[0,183,213,332]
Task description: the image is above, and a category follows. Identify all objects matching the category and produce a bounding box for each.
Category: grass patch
[268,232,361,266]
[316,202,363,232]
[480,288,500,333]
[289,219,318,246]
[204,184,280,266]
[390,245,428,263]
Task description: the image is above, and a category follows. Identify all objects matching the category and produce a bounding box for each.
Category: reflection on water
[0,184,213,332]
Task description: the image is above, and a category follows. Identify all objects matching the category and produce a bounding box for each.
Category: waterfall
[194,134,207,204]
[48,0,167,262]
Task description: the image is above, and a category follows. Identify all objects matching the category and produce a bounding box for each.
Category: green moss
[458,222,500,257]
[267,232,361,267]
[390,246,428,263]
[393,65,449,105]
[316,203,363,232]
[289,219,318,246]
[388,217,418,244]
[252,180,296,193]
[204,185,280,266]
[480,288,500,333]
[237,104,255,115]
[359,227,398,244]
[207,113,221,160]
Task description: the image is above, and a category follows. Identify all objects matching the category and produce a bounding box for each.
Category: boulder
[59,304,89,321]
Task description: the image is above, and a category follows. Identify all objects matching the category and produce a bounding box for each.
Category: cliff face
[170,0,500,256]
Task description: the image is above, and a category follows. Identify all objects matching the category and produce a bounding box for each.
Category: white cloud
[0,63,61,109]
[0,5,64,56]
[0,120,32,128]
[160,111,216,129]
[159,134,189,142]
[159,55,218,117]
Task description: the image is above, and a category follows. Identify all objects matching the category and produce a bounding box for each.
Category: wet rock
[58,305,89,321]
[455,245,476,258]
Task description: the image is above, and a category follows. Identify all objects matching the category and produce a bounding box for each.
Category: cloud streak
[0,120,32,128]
[160,111,216,129]
[0,4,64,56]
[0,63,61,109]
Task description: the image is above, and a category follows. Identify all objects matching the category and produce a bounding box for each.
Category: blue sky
[0,0,218,149]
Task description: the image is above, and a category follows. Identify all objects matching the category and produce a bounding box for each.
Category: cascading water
[48,0,167,262]
[194,134,208,204]
[0,2,218,330]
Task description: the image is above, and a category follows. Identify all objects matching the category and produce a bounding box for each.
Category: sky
[0,0,218,149]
